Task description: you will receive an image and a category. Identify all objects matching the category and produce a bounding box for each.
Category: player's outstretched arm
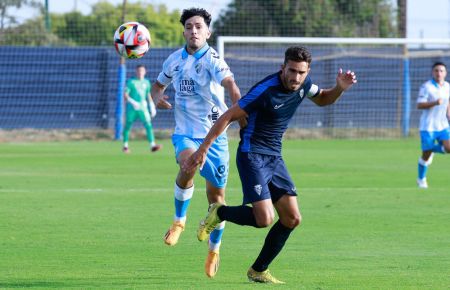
[183,104,247,172]
[312,68,357,107]
[222,77,247,128]
[222,76,241,105]
[151,81,172,109]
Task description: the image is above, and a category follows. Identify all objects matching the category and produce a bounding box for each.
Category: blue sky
[10,0,450,39]
[408,0,449,38]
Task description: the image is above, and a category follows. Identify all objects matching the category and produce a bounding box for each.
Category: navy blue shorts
[236,151,297,204]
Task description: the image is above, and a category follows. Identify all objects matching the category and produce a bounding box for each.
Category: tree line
[1,0,399,47]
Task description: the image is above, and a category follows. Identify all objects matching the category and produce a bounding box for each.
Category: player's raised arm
[183,104,247,172]
[222,76,247,128]
[222,76,241,105]
[151,81,172,109]
[311,68,357,107]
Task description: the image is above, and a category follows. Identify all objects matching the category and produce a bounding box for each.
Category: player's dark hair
[432,61,446,70]
[284,46,312,65]
[180,8,212,27]
[136,64,145,69]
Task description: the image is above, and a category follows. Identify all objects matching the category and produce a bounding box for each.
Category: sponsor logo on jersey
[179,79,195,94]
[209,106,220,123]
[216,67,230,73]
[274,103,284,109]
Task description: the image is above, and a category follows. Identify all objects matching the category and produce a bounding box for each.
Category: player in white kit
[150,8,242,277]
[416,62,450,188]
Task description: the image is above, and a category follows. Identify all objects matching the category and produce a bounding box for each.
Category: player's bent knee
[255,217,273,228]
[295,213,302,227]
[284,215,301,229]
[280,212,301,229]
[291,214,301,228]
[253,202,275,227]
[254,212,274,228]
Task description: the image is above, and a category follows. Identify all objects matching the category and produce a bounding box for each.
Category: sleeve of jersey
[156,57,174,86]
[238,84,266,114]
[210,55,233,84]
[417,84,428,103]
[307,83,320,99]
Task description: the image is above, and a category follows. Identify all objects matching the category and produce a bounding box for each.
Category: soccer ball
[114,22,151,59]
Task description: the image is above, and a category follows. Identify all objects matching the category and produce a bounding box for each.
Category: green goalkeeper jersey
[125,77,151,105]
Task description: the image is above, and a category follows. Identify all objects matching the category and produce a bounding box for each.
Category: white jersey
[157,44,233,138]
[417,79,450,131]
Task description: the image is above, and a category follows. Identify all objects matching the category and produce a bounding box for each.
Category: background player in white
[416,62,450,188]
[150,8,242,277]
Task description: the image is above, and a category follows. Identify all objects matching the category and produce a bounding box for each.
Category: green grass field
[1,139,449,289]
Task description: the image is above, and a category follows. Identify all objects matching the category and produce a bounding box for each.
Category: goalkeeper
[123,65,161,153]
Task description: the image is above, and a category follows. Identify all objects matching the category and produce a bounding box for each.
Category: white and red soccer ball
[114,22,151,59]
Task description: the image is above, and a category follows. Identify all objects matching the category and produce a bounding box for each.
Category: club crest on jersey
[218,165,226,174]
[195,63,203,74]
[299,89,304,98]
[254,184,262,195]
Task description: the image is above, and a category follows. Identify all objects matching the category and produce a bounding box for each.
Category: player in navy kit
[184,46,357,283]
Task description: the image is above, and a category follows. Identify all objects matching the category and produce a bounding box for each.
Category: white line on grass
[0,187,426,193]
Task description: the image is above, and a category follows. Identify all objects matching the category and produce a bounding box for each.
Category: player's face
[183,16,211,53]
[432,65,447,84]
[136,67,146,79]
[280,60,310,91]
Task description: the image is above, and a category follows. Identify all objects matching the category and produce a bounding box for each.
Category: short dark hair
[136,64,146,69]
[284,46,312,65]
[432,61,446,70]
[180,8,211,27]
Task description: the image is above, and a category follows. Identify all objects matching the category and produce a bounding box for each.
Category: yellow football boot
[197,203,223,241]
[247,267,285,284]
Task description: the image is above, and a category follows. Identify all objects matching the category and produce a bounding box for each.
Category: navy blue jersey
[238,72,320,155]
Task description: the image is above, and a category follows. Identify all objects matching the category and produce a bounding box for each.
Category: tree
[213,0,397,38]
[50,2,184,47]
[0,0,41,30]
[1,1,184,47]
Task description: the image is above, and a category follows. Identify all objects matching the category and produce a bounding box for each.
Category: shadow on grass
[0,281,67,288]
[1,276,258,289]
